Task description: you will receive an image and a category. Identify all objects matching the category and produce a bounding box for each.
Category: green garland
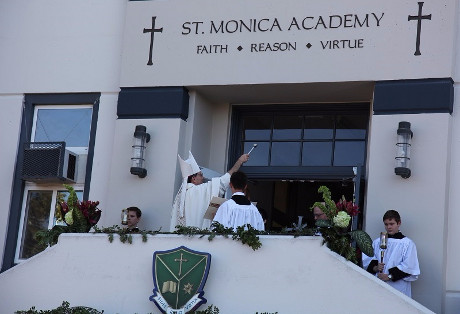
[92,225,162,244]
[174,222,263,251]
[91,222,263,251]
[35,207,371,260]
[16,301,103,314]
[16,303,277,314]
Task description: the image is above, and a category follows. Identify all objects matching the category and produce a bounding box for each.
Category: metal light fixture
[130,125,150,178]
[395,121,413,179]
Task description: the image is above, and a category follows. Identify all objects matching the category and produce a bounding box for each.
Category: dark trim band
[117,87,189,120]
[373,78,454,115]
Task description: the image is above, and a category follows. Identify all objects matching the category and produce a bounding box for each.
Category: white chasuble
[363,236,420,297]
[170,173,230,231]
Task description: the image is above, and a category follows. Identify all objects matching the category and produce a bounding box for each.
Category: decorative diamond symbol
[306,43,312,49]
[237,46,243,51]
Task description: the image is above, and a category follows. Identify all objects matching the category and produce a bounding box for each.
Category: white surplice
[363,235,420,297]
[170,173,230,231]
[212,192,265,231]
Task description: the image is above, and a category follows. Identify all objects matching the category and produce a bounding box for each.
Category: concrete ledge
[0,234,433,313]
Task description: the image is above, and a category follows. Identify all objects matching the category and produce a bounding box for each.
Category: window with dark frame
[237,105,369,170]
[1,93,100,272]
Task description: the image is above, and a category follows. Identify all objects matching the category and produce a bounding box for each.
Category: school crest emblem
[149,246,211,313]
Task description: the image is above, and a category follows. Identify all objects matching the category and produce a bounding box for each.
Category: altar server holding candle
[362,210,420,297]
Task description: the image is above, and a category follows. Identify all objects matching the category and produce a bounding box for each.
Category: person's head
[382,209,401,235]
[127,206,142,228]
[313,206,328,221]
[187,171,204,185]
[230,171,247,192]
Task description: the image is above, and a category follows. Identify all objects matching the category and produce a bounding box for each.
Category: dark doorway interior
[246,179,361,232]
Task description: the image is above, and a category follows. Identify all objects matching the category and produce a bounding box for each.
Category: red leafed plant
[336,196,360,217]
[35,184,101,246]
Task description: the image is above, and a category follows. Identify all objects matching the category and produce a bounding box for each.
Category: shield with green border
[149,246,211,313]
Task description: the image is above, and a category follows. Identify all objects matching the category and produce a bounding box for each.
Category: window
[15,188,83,261]
[15,105,92,263]
[239,109,368,168]
[32,105,92,153]
[1,93,99,272]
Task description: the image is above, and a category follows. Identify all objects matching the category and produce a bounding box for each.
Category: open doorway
[229,102,370,231]
[246,179,363,232]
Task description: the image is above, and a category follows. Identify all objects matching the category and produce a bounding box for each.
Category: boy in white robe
[362,209,420,297]
[170,152,249,231]
[213,171,265,231]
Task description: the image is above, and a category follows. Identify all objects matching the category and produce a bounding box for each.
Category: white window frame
[14,183,84,263]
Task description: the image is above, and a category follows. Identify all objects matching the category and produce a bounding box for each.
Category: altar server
[213,171,265,231]
[362,210,420,297]
[170,151,249,231]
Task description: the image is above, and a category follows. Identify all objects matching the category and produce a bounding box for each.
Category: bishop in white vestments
[169,151,249,231]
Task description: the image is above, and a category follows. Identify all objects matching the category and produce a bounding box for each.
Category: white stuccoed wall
[0,0,127,267]
[0,0,127,94]
[0,234,433,314]
[103,118,183,231]
[365,113,452,313]
[446,2,460,310]
[445,84,460,314]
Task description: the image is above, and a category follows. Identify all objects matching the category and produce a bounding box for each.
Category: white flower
[333,211,351,228]
[64,210,74,225]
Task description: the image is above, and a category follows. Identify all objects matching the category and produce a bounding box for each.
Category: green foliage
[315,219,332,228]
[35,225,72,247]
[319,225,358,263]
[313,185,374,264]
[312,185,338,220]
[174,222,263,251]
[16,301,103,314]
[193,305,220,314]
[64,185,78,210]
[349,230,374,257]
[232,224,262,251]
[92,225,161,244]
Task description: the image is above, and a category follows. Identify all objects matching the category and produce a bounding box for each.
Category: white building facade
[1,0,459,313]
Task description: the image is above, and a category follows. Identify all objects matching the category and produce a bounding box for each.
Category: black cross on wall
[408,2,431,56]
[143,16,163,66]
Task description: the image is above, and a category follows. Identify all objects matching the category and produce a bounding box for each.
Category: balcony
[0,234,432,313]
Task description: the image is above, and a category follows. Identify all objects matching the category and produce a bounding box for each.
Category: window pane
[273,116,302,140]
[304,116,334,139]
[243,142,269,166]
[334,141,366,166]
[271,142,300,166]
[335,115,367,139]
[243,116,271,140]
[302,142,332,166]
[19,191,53,259]
[34,108,92,147]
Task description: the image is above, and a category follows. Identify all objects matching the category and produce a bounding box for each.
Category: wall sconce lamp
[395,121,413,179]
[130,125,150,178]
